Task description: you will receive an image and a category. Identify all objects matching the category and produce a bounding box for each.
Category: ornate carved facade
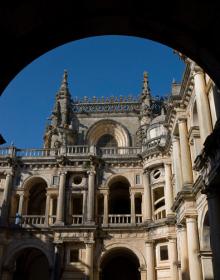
[0,60,219,280]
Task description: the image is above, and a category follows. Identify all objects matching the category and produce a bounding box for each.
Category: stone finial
[141,71,151,100]
[142,71,149,91]
[59,69,69,92]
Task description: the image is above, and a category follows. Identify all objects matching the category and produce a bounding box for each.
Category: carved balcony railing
[21,215,46,227]
[108,214,131,224]
[0,147,12,156]
[16,148,58,157]
[97,214,143,225]
[66,146,89,155]
[72,215,83,225]
[154,206,166,221]
[98,147,142,157]
[0,145,142,161]
[135,214,142,224]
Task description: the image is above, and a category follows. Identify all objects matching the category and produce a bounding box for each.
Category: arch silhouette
[1,2,220,95]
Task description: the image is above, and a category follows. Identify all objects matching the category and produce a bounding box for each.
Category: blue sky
[0,35,185,148]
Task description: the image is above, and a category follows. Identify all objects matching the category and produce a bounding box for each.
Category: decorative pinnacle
[60,69,68,90]
[142,71,151,97]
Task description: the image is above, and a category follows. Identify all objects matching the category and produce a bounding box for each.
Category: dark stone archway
[101,248,141,280]
[1,1,220,96]
[12,247,50,280]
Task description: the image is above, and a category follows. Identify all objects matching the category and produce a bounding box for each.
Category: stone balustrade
[108,214,131,224]
[0,145,143,159]
[154,206,166,220]
[21,215,46,226]
[72,215,83,224]
[98,147,142,157]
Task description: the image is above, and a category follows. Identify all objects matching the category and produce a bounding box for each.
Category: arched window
[97,134,118,148]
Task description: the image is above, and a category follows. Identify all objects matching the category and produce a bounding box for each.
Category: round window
[153,169,161,179]
[73,176,82,185]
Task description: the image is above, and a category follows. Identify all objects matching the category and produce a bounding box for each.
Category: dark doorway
[13,248,50,280]
[27,180,47,215]
[101,248,140,280]
[109,179,130,214]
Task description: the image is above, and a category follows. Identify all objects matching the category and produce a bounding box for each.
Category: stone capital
[59,171,67,176]
[177,223,186,230]
[4,171,13,177]
[145,240,154,245]
[87,170,96,176]
[177,116,187,124]
[143,169,150,175]
[85,241,95,248]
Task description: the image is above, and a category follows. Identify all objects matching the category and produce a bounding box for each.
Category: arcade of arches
[1,52,220,280]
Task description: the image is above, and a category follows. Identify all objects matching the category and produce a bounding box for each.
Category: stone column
[130,192,135,224]
[169,238,179,280]
[177,225,190,280]
[83,190,87,222]
[164,163,174,217]
[145,241,155,280]
[18,193,24,215]
[1,172,13,223]
[139,267,147,280]
[103,191,109,225]
[68,191,72,224]
[55,172,66,225]
[186,217,203,280]
[193,66,212,144]
[44,193,50,226]
[143,170,152,222]
[49,197,53,225]
[85,242,94,280]
[172,137,183,194]
[178,119,193,186]
[87,170,96,223]
[206,186,220,280]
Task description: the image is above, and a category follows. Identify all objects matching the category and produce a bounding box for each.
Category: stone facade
[0,61,218,280]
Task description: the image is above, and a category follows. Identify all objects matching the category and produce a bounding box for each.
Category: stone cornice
[172,185,194,212]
